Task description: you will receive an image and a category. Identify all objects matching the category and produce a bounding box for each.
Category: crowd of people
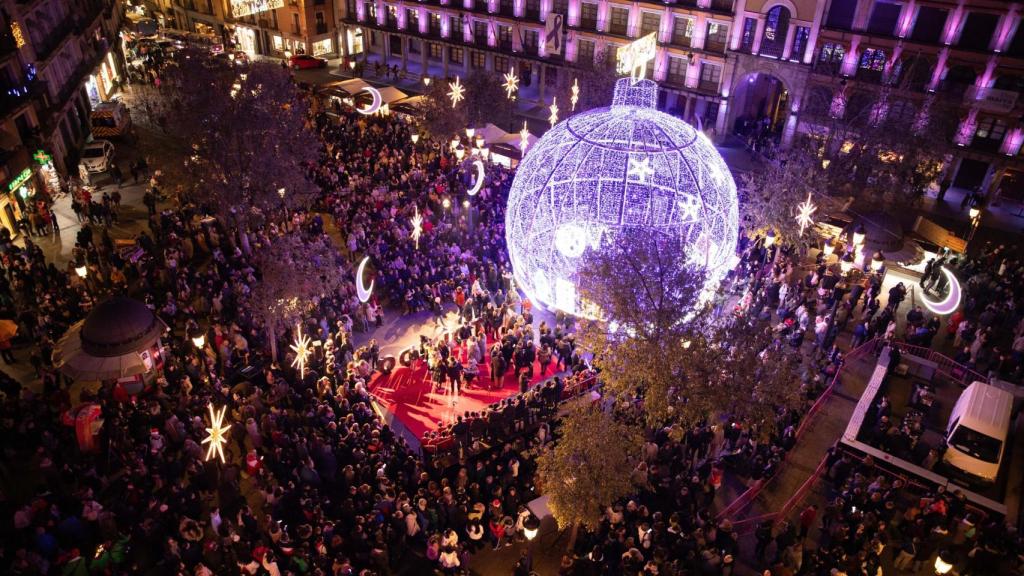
[0,46,1021,576]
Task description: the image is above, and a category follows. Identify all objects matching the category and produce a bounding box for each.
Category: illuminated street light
[840,252,854,274]
[969,206,980,220]
[934,550,954,575]
[465,127,475,138]
[871,251,885,272]
[411,133,420,144]
[764,229,776,248]
[523,514,540,541]
[462,199,469,208]
[822,239,835,258]
[474,135,484,149]
[852,224,866,247]
[75,265,88,278]
[454,145,465,160]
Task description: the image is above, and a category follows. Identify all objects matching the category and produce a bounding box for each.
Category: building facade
[336,0,828,137]
[0,0,124,236]
[802,0,1024,199]
[231,0,340,58]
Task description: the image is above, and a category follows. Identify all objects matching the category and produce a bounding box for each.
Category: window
[791,26,810,61]
[949,424,1002,464]
[705,22,728,52]
[958,12,999,51]
[495,55,509,73]
[820,42,845,63]
[866,1,901,36]
[450,16,460,37]
[859,48,886,71]
[546,65,558,86]
[699,62,721,90]
[498,24,512,49]
[580,3,598,30]
[525,0,540,20]
[640,12,660,38]
[1009,19,1024,57]
[975,117,1007,141]
[667,56,687,83]
[474,21,488,43]
[672,17,693,47]
[363,2,375,21]
[449,47,464,64]
[499,0,513,16]
[576,39,595,67]
[609,7,628,36]
[428,42,443,60]
[409,38,421,54]
[739,17,756,52]
[471,51,486,69]
[825,0,857,30]
[551,0,568,17]
[429,13,441,35]
[406,9,418,30]
[910,6,948,44]
[760,6,790,58]
[293,13,301,33]
[523,29,539,54]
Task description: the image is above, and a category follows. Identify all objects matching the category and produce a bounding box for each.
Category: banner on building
[544,13,565,57]
[231,0,284,18]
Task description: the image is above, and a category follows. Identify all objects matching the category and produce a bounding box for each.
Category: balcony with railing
[704,38,727,53]
[33,17,77,63]
[697,79,719,93]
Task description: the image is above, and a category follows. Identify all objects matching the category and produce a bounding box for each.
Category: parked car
[289,54,327,70]
[81,140,115,173]
[943,381,1014,483]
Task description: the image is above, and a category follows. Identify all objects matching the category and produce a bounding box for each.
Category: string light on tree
[794,192,817,236]
[447,76,466,108]
[502,67,519,100]
[548,97,559,128]
[570,78,580,111]
[411,206,423,249]
[202,403,231,463]
[520,121,530,154]
[290,324,312,379]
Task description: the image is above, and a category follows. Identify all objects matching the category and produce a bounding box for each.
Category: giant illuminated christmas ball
[505,78,739,314]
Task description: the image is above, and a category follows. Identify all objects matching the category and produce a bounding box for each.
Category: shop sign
[6,167,31,193]
[230,0,284,18]
[33,149,51,165]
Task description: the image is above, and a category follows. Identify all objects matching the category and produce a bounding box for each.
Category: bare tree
[247,232,346,360]
[416,80,468,140]
[463,70,516,131]
[797,55,960,210]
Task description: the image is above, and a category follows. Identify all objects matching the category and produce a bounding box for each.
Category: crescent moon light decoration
[356,86,382,115]
[920,267,962,315]
[356,256,374,303]
[467,159,485,196]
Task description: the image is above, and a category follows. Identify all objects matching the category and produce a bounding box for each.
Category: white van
[943,381,1014,482]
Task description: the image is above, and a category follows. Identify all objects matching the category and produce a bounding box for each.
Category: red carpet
[367,344,557,440]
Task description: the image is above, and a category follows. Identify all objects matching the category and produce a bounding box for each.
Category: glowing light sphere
[505,78,739,314]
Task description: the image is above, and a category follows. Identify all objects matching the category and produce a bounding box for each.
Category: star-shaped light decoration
[411,206,424,249]
[448,76,465,108]
[627,156,654,183]
[548,97,559,128]
[795,192,817,236]
[290,324,312,380]
[502,67,519,100]
[202,403,231,463]
[520,121,530,154]
[570,78,580,111]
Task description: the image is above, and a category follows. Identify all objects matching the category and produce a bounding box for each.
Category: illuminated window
[859,48,886,71]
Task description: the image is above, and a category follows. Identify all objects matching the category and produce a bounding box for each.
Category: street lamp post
[967,206,982,248]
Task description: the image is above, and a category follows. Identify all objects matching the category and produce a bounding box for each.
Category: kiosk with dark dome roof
[54,296,168,386]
